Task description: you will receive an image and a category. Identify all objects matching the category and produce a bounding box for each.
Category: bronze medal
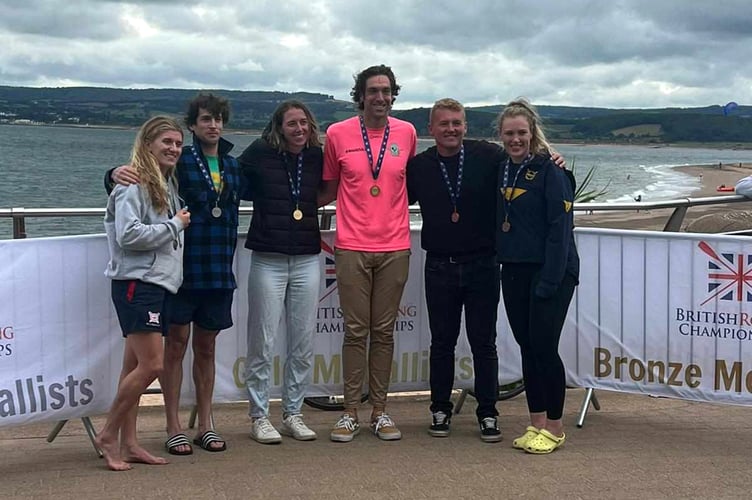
[370,185,381,197]
[211,206,222,218]
[501,220,511,233]
[293,209,303,221]
[451,211,460,223]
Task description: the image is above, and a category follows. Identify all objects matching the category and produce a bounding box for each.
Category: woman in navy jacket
[495,99,579,454]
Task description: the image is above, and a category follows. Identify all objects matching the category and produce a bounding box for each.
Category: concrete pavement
[2,389,750,499]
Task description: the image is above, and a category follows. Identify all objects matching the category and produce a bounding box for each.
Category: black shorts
[111,280,173,338]
[170,288,234,332]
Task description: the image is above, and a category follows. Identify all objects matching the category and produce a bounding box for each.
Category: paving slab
[2,389,750,500]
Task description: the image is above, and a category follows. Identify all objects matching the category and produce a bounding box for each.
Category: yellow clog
[512,426,540,450]
[523,428,566,454]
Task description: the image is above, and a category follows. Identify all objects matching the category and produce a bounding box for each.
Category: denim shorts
[111,280,172,337]
[170,288,234,332]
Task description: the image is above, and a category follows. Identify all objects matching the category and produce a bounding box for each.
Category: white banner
[192,230,523,405]
[565,228,752,405]
[0,235,124,427]
[3,228,752,428]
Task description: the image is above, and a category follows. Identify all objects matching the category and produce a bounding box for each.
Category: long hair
[497,98,550,156]
[130,116,183,214]
[261,100,322,152]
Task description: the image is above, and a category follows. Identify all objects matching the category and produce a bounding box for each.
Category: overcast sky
[2,0,749,109]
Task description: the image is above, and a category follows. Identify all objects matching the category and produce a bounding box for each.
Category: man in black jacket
[406,98,504,442]
[408,98,567,443]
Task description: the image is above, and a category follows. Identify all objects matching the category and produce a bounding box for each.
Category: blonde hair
[429,98,466,123]
[497,98,550,156]
[130,116,183,214]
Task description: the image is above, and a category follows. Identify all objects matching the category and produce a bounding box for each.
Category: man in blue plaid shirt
[107,94,246,455]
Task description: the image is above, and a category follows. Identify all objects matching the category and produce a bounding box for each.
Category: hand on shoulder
[113,164,140,186]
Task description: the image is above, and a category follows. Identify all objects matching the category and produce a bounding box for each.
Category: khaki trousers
[334,249,410,410]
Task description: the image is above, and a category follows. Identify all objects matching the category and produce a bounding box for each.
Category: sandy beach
[575,162,752,231]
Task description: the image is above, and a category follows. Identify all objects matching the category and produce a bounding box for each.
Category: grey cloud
[322,0,752,67]
[0,0,212,40]
[0,1,126,40]
[628,1,752,36]
[99,0,200,4]
[0,0,750,108]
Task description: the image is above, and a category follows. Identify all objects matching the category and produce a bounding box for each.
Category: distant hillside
[0,86,354,130]
[396,103,752,143]
[444,101,752,143]
[0,86,750,144]
[391,107,499,136]
[556,111,752,143]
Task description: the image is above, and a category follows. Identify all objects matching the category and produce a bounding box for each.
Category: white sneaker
[281,414,317,441]
[250,416,282,444]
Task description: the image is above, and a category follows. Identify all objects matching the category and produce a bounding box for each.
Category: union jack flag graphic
[319,239,338,302]
[699,241,752,305]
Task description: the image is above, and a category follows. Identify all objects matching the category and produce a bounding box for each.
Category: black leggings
[501,263,576,420]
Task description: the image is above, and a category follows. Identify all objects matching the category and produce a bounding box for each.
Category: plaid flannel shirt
[177,136,246,290]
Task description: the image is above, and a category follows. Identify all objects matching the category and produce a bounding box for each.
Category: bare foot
[94,435,132,472]
[122,445,169,465]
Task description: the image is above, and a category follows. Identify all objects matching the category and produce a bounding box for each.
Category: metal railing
[1,194,751,239]
[569,194,751,232]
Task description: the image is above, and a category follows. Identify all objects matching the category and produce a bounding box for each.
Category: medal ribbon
[358,115,390,182]
[501,154,532,222]
[284,151,304,208]
[437,145,464,212]
[190,145,224,195]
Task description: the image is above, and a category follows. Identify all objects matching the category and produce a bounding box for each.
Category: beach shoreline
[575,162,752,231]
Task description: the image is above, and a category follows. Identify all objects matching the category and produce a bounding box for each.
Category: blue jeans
[244,252,320,418]
[425,253,500,420]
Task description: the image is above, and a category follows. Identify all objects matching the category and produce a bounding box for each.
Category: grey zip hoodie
[104,177,187,294]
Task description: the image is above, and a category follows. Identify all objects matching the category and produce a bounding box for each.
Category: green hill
[0,86,354,130]
[0,86,749,144]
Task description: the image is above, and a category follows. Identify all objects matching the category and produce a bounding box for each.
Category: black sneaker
[428,411,451,437]
[479,417,502,443]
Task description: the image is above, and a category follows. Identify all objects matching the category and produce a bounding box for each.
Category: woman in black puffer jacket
[238,100,323,444]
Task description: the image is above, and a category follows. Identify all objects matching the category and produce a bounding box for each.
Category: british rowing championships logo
[674,241,752,342]
[699,241,752,305]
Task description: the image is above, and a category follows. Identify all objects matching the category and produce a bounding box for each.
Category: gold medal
[211,206,222,218]
[370,185,381,197]
[451,211,460,223]
[293,209,303,221]
[501,220,511,232]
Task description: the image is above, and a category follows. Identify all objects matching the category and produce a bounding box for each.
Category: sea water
[1,124,751,238]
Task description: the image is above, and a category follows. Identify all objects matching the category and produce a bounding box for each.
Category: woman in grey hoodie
[96,116,191,471]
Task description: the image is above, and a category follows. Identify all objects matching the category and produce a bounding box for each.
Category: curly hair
[496,98,551,156]
[261,100,322,152]
[185,93,231,128]
[130,116,183,214]
[350,64,400,110]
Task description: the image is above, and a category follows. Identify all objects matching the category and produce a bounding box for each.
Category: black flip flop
[165,433,193,455]
[193,430,227,452]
